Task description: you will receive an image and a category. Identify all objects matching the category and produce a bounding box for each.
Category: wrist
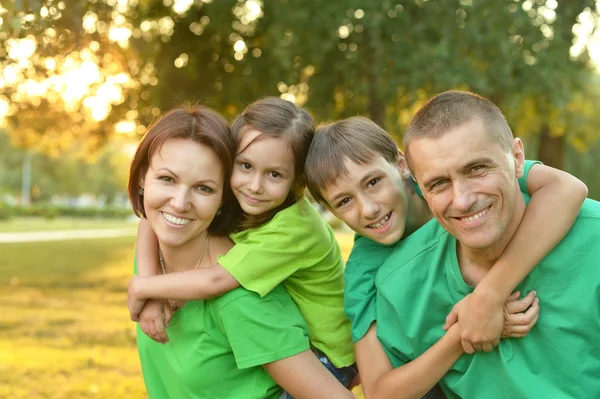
[473,282,506,307]
[131,276,148,299]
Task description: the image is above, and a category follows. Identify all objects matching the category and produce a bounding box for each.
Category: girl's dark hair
[128,105,240,236]
[231,97,315,229]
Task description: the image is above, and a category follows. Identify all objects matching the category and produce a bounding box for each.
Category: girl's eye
[159,176,174,183]
[367,178,381,188]
[241,162,252,170]
[337,197,351,208]
[269,171,281,178]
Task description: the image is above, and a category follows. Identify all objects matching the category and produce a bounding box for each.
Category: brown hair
[128,105,240,236]
[231,97,315,229]
[306,117,399,205]
[403,91,513,167]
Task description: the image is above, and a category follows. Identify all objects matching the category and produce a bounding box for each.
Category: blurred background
[1,0,599,398]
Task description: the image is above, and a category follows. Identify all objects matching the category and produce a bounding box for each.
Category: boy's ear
[397,149,411,179]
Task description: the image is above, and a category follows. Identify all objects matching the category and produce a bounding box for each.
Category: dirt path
[0,228,137,243]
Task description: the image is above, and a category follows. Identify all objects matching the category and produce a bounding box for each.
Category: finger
[143,319,162,343]
[481,342,494,353]
[472,343,484,353]
[154,319,169,344]
[492,338,500,347]
[507,291,520,301]
[505,290,536,314]
[462,339,476,354]
[444,309,458,330]
[509,298,540,325]
[163,305,173,327]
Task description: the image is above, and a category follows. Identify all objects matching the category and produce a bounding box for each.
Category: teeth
[461,208,487,222]
[369,213,390,229]
[162,212,192,226]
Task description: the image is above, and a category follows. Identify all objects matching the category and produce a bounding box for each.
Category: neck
[457,192,526,285]
[159,231,210,273]
[402,179,433,239]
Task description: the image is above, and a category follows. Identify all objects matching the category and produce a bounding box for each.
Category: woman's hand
[502,290,540,338]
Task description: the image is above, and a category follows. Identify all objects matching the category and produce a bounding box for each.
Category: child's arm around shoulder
[452,162,588,353]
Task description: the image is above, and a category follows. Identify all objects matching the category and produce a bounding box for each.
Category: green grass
[0,232,360,399]
[0,217,137,233]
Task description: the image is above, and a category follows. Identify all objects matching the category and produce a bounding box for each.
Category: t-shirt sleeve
[345,235,396,342]
[518,159,543,194]
[219,286,310,369]
[217,225,304,297]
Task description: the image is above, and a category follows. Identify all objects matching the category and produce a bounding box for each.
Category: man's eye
[431,180,447,190]
[471,165,485,173]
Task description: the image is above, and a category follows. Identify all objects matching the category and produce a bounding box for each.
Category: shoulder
[376,219,449,287]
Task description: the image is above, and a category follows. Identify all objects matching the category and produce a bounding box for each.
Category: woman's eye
[159,176,174,183]
[196,185,213,193]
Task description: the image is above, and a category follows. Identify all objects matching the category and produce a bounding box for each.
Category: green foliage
[0,201,13,221]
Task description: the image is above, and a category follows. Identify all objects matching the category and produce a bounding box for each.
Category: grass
[0,232,361,399]
[0,217,137,233]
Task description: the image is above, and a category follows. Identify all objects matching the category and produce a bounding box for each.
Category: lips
[161,212,193,226]
[242,193,262,205]
[456,206,490,223]
[367,212,392,229]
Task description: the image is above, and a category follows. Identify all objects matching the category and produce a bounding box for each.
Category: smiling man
[375,91,600,398]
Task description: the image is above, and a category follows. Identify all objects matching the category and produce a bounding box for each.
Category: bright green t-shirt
[375,197,600,398]
[137,278,310,398]
[218,196,353,367]
[344,160,540,342]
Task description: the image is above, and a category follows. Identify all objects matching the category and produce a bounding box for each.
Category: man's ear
[511,138,525,178]
[397,149,411,179]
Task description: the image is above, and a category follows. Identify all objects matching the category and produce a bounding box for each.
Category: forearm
[132,266,239,301]
[368,325,462,399]
[136,218,160,277]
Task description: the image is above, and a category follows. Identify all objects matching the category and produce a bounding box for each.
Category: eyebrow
[156,167,218,186]
[421,156,497,189]
[236,156,291,174]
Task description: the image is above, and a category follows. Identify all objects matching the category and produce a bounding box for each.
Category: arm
[136,218,160,277]
[452,163,587,352]
[263,350,355,399]
[357,323,462,399]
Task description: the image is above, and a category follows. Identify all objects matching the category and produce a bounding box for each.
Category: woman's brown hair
[231,97,315,230]
[128,105,240,236]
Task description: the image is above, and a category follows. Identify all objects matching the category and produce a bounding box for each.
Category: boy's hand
[128,275,147,321]
[139,299,170,344]
[443,290,505,354]
[503,290,540,338]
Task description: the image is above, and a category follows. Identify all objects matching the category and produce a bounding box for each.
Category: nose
[359,195,380,220]
[247,173,263,194]
[452,179,477,214]
[170,185,191,213]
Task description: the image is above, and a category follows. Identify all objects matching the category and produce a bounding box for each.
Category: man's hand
[139,299,171,344]
[503,290,539,338]
[128,275,147,321]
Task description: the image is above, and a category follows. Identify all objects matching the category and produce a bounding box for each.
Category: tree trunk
[366,8,385,128]
[537,124,565,170]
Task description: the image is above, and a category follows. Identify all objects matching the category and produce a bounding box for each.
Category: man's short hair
[403,91,514,166]
[306,117,399,204]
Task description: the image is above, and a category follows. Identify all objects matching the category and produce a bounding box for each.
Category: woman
[127,105,354,399]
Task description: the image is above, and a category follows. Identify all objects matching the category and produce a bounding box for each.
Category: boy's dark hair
[231,97,315,229]
[404,90,513,167]
[306,117,399,205]
[128,105,240,236]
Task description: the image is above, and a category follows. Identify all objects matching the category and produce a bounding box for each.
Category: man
[375,90,600,398]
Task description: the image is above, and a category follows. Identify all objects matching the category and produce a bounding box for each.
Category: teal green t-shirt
[344,160,540,342]
[375,197,600,398]
[218,196,354,367]
[137,274,310,399]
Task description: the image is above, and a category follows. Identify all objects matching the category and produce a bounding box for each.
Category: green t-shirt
[344,160,540,342]
[218,196,354,367]
[376,197,600,398]
[137,278,310,399]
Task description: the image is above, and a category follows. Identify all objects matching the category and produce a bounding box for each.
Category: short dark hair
[128,105,240,236]
[231,97,314,228]
[306,117,399,205]
[403,91,513,166]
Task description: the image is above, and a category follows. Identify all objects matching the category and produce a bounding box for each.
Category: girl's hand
[139,299,170,344]
[503,290,540,338]
[127,275,147,321]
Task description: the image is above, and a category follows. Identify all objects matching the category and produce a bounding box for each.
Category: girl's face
[141,138,224,249]
[230,129,296,216]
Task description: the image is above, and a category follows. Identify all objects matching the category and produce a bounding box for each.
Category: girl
[128,105,354,399]
[129,98,357,391]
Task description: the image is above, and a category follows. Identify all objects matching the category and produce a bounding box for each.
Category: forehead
[322,154,392,194]
[409,119,504,180]
[151,138,224,178]
[237,130,294,168]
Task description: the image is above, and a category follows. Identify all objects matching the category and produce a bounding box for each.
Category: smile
[242,193,262,205]
[368,212,392,229]
[161,212,193,226]
[458,207,490,222]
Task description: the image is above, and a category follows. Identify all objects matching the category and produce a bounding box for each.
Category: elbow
[574,179,589,203]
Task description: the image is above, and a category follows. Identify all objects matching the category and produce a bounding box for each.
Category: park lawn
[0,232,361,399]
[0,217,137,233]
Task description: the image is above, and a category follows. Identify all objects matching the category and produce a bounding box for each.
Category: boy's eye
[337,197,351,208]
[159,176,174,183]
[367,178,381,188]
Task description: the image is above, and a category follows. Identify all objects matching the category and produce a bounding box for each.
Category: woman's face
[141,138,224,249]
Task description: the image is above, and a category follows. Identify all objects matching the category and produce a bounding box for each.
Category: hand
[443,290,504,354]
[139,299,170,344]
[503,290,540,338]
[127,275,147,321]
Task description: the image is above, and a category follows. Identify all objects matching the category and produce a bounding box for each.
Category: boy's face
[321,154,410,245]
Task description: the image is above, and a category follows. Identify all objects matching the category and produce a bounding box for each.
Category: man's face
[321,154,410,245]
[409,118,524,250]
